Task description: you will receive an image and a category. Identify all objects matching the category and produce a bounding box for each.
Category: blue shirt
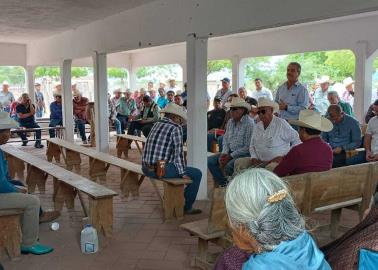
[50,101,62,120]
[321,114,361,150]
[275,81,309,120]
[0,149,16,193]
[243,232,331,270]
[157,96,168,109]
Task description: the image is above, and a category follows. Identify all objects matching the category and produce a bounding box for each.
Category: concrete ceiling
[0,0,156,43]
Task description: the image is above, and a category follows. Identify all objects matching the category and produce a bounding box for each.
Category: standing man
[49,90,63,138]
[215,78,232,107]
[0,81,15,112]
[313,75,331,115]
[251,78,273,101]
[34,82,45,118]
[207,97,253,187]
[167,79,180,92]
[16,93,43,148]
[275,62,309,120]
[127,95,159,137]
[142,103,202,215]
[72,90,89,144]
[117,90,137,134]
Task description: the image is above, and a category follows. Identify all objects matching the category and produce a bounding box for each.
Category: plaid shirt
[142,118,185,175]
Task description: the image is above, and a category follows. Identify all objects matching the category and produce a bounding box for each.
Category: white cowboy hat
[289,110,333,132]
[160,103,187,121]
[318,75,330,84]
[53,89,62,97]
[72,89,81,97]
[257,97,279,113]
[229,97,251,111]
[343,77,355,87]
[0,111,18,129]
[2,81,9,85]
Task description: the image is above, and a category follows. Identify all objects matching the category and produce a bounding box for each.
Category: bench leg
[7,156,25,181]
[120,170,140,198]
[65,150,81,172]
[330,208,342,239]
[89,197,113,237]
[163,182,185,221]
[116,137,128,158]
[0,215,21,259]
[26,165,48,194]
[46,142,61,163]
[53,178,77,211]
[89,158,108,183]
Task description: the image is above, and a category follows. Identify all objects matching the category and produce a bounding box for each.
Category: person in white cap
[233,98,301,174]
[0,81,15,112]
[274,110,334,176]
[208,97,254,186]
[72,90,89,144]
[342,77,355,107]
[142,103,202,215]
[215,77,232,107]
[49,89,63,138]
[313,75,331,115]
[34,82,45,118]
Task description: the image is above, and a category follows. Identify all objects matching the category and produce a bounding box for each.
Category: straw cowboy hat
[229,97,251,111]
[257,97,279,113]
[343,77,355,87]
[0,111,18,129]
[289,110,333,132]
[160,103,187,121]
[318,75,331,84]
[72,89,81,97]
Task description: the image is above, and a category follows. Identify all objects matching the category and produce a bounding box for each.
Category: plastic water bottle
[80,224,99,254]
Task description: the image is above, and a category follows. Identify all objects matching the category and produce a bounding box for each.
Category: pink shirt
[274,137,333,177]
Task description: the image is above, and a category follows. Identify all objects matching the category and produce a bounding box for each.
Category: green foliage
[136,64,180,82]
[71,67,91,78]
[207,60,232,76]
[108,68,128,79]
[0,66,26,85]
[34,66,60,78]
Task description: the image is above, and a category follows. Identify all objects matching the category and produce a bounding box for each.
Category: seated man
[16,93,43,148]
[327,90,355,117]
[208,97,253,187]
[49,90,63,138]
[72,90,89,144]
[207,97,226,152]
[322,105,361,167]
[274,110,334,176]
[0,112,53,255]
[127,95,159,137]
[234,98,300,174]
[142,103,202,215]
[365,99,378,162]
[107,93,122,134]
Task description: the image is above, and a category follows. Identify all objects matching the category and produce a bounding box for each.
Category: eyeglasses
[257,109,267,115]
[56,95,62,98]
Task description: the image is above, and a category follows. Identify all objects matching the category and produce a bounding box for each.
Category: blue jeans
[207,134,224,152]
[49,119,63,138]
[113,118,122,134]
[116,114,129,134]
[36,109,43,118]
[74,119,87,141]
[18,122,42,144]
[208,152,249,186]
[142,163,202,211]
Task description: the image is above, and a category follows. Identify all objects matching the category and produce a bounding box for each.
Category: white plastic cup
[50,222,60,231]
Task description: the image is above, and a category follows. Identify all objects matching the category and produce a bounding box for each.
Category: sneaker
[39,210,60,224]
[82,140,88,144]
[35,143,44,149]
[22,141,28,146]
[21,243,54,255]
[184,208,202,215]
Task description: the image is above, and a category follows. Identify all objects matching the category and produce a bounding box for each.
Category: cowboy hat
[229,97,251,111]
[318,75,330,84]
[72,89,81,97]
[0,111,18,129]
[257,97,279,113]
[160,103,187,121]
[288,110,333,132]
[2,81,9,85]
[343,77,355,87]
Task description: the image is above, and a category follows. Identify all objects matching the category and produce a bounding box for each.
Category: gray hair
[225,169,305,251]
[327,90,340,99]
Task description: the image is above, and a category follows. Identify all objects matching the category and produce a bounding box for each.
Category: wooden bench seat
[1,145,118,237]
[0,209,23,259]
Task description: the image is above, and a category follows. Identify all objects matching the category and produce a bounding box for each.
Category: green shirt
[338,101,354,117]
[117,97,136,116]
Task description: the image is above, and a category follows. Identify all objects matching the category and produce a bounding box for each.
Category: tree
[207,60,232,76]
[108,68,128,79]
[34,66,60,79]
[71,67,91,78]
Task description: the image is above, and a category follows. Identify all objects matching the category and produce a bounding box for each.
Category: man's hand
[139,120,145,124]
[269,156,283,164]
[15,186,28,194]
[219,154,231,167]
[333,147,342,154]
[278,100,288,111]
[208,129,215,134]
[182,175,191,180]
[250,158,261,166]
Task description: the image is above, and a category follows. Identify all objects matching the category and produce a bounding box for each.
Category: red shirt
[274,137,333,177]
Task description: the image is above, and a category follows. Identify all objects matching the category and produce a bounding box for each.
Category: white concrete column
[354,41,374,122]
[61,60,74,142]
[93,51,109,153]
[25,66,35,104]
[127,55,138,90]
[186,34,208,200]
[239,58,246,88]
[231,56,241,93]
[178,61,187,83]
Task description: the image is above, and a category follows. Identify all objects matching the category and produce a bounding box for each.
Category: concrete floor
[1,135,360,270]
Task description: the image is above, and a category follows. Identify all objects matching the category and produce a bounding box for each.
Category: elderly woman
[216,169,331,269]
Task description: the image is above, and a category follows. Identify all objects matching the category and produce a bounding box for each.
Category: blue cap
[221,77,230,83]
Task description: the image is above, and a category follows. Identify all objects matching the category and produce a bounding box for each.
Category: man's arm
[230,122,254,158]
[172,127,185,176]
[343,121,362,151]
[273,148,298,177]
[17,104,35,119]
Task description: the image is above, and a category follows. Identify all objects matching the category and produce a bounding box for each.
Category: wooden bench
[116,134,146,158]
[1,145,118,237]
[9,126,65,143]
[0,209,23,259]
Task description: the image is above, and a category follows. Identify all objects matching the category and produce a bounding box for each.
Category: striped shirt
[142,118,185,175]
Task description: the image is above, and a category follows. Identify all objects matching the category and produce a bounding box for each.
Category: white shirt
[251,87,273,101]
[367,116,378,154]
[249,115,301,161]
[215,88,232,106]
